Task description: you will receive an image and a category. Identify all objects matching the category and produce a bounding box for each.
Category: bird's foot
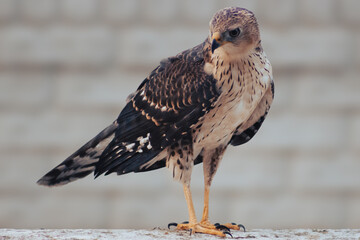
[200,220,245,232]
[168,221,232,237]
[214,222,246,231]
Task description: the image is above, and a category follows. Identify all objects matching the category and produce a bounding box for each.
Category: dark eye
[229,28,241,38]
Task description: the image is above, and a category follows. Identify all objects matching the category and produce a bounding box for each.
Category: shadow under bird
[38,7,274,237]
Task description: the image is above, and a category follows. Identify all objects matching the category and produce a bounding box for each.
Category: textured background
[1,0,359,230]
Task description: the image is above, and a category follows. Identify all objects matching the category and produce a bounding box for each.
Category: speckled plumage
[38,7,273,236]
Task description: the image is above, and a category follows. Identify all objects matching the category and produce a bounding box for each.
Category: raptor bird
[38,7,274,237]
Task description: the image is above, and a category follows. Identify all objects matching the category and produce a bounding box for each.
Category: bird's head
[209,7,260,60]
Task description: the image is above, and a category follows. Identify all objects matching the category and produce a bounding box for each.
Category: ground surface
[1,229,360,240]
[1,0,360,230]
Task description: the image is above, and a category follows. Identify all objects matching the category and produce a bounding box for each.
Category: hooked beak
[211,32,222,53]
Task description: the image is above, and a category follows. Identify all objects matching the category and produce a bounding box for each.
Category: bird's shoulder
[131,39,219,125]
[139,38,213,93]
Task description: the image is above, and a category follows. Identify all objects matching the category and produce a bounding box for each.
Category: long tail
[37,122,118,187]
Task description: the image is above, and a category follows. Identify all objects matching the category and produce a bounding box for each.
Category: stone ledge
[1,229,360,240]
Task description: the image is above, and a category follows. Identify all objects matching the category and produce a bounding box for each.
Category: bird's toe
[221,222,246,231]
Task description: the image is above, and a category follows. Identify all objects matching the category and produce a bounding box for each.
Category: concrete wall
[0,0,359,229]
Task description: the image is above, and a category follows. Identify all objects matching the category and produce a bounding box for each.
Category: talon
[168,222,178,229]
[231,222,237,225]
[215,224,231,232]
[182,221,189,224]
[238,224,246,232]
[189,228,193,236]
[223,231,233,238]
[214,223,220,227]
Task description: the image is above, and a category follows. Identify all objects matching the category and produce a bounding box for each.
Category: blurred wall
[0,0,359,229]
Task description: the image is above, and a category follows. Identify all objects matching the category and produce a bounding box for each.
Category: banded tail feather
[37,122,118,186]
[94,131,163,177]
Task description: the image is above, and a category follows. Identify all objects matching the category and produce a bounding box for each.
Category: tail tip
[36,176,62,187]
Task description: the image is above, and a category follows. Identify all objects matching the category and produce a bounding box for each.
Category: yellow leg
[176,184,228,237]
[200,185,212,226]
[183,184,197,225]
[176,184,197,231]
[199,185,243,231]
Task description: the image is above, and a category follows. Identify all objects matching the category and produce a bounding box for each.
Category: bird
[38,7,274,237]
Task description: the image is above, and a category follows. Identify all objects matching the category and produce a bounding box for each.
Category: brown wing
[94,40,220,177]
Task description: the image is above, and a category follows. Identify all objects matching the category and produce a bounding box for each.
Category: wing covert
[95,41,220,177]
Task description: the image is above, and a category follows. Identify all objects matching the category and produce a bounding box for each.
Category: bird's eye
[229,28,241,38]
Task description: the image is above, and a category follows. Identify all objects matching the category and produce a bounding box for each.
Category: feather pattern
[94,41,220,177]
[230,80,274,146]
[37,122,118,186]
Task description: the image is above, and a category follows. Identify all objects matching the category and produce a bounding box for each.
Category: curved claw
[182,221,189,224]
[215,224,231,232]
[223,231,233,238]
[229,222,246,232]
[237,224,246,232]
[214,223,220,227]
[168,222,178,229]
